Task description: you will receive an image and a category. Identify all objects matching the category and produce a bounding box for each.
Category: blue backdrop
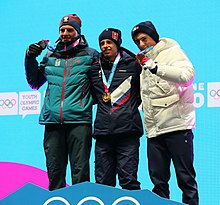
[0,1,219,204]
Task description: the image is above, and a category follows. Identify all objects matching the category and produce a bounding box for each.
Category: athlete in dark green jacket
[25,14,99,190]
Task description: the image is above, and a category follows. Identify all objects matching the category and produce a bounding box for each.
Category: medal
[99,52,121,103]
[102,92,111,102]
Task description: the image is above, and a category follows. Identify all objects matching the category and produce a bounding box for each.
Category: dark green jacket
[25,36,99,124]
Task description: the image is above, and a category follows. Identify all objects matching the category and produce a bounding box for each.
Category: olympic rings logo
[0,99,16,109]
[209,89,220,99]
[43,196,140,205]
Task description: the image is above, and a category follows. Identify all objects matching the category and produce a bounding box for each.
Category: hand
[136,53,157,74]
[27,40,47,57]
[136,53,149,65]
[143,58,157,71]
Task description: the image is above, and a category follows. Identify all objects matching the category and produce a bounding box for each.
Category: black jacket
[90,48,143,138]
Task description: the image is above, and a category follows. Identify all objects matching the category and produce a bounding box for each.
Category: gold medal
[102,92,111,102]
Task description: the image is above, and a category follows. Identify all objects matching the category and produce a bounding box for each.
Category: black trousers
[44,123,92,191]
[147,130,199,205]
[95,134,141,190]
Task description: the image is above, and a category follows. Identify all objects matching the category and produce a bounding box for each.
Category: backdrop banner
[0,182,185,205]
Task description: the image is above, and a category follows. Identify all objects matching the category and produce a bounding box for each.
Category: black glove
[27,40,47,57]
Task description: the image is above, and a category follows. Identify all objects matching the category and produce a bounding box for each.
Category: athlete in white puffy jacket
[131,21,199,205]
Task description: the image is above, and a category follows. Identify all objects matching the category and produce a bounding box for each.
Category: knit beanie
[131,21,159,43]
[59,14,82,34]
[99,28,122,47]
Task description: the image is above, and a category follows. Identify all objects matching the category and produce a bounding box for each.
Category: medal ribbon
[100,52,121,93]
[43,37,80,52]
[138,45,154,55]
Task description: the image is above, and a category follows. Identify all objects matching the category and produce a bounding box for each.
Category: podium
[0,182,185,205]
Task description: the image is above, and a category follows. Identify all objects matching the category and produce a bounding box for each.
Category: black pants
[147,130,199,205]
[95,134,141,190]
[44,123,92,191]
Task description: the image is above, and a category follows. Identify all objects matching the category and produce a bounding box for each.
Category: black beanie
[59,14,82,34]
[99,28,122,47]
[131,21,159,43]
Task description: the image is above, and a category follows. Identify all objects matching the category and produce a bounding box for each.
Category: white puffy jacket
[141,38,195,138]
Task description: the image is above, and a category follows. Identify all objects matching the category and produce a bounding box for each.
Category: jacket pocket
[151,94,179,107]
[151,94,181,130]
[80,84,87,108]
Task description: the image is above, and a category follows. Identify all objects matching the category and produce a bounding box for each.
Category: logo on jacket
[55,59,61,66]
[111,76,132,112]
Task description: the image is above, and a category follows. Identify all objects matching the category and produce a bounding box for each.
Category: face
[59,25,78,43]
[99,39,118,61]
[134,33,156,51]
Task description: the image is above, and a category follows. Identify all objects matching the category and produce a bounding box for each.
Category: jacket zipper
[60,55,68,124]
[68,58,74,76]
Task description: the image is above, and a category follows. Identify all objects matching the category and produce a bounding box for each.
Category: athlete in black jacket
[90,28,143,190]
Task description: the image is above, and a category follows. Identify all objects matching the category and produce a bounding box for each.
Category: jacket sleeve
[24,54,47,90]
[88,61,99,105]
[92,49,100,63]
[155,47,195,86]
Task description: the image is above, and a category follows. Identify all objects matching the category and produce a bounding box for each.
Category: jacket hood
[147,38,180,58]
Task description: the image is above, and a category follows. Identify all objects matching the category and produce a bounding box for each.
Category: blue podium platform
[0,182,185,205]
